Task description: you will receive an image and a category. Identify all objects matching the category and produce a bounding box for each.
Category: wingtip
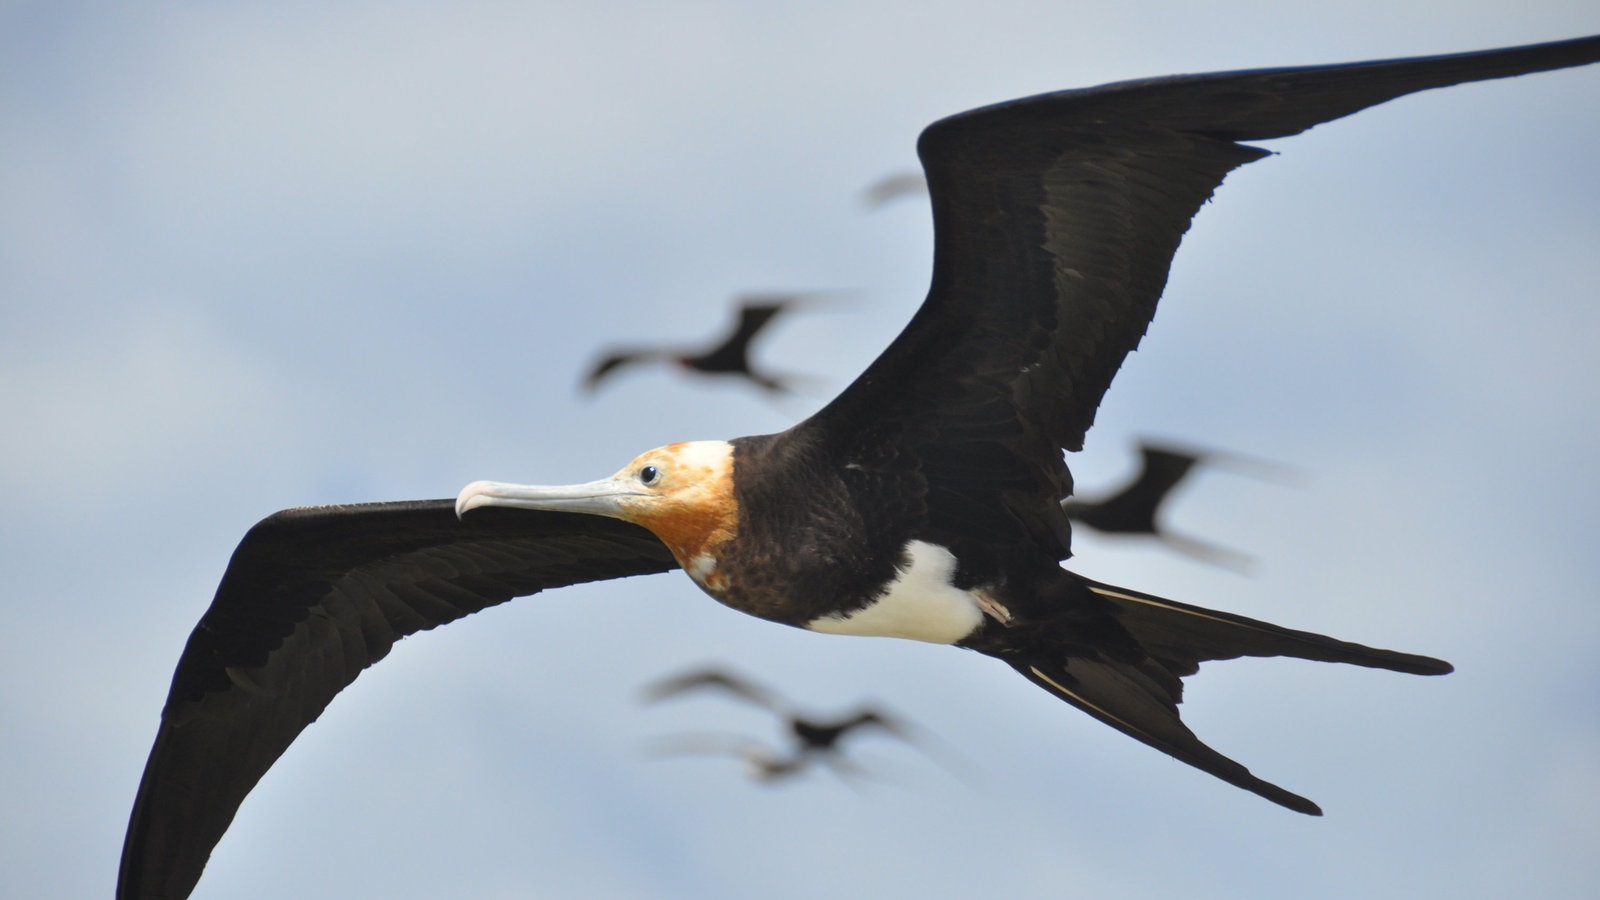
[1395,653,1454,677]
[1278,789,1324,817]
[1231,763,1322,816]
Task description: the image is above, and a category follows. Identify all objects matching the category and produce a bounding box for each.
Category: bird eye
[639,465,660,486]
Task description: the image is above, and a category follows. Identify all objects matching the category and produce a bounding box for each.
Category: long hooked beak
[455,478,642,519]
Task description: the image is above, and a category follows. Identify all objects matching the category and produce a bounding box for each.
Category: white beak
[454,478,642,519]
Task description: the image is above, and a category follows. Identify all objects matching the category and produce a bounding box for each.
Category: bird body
[461,430,1449,815]
[119,35,1600,900]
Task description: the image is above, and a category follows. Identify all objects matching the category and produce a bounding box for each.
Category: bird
[580,292,826,395]
[118,36,1600,900]
[643,667,915,758]
[641,667,958,786]
[1064,439,1294,571]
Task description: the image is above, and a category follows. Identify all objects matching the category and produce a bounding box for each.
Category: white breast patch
[805,540,983,645]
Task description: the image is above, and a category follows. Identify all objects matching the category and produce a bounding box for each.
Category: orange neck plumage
[616,441,740,591]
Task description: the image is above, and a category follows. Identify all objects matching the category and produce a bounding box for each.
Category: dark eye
[638,465,660,486]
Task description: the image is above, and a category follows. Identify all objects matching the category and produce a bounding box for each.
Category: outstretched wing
[581,348,670,392]
[641,667,788,712]
[119,500,676,900]
[798,36,1600,561]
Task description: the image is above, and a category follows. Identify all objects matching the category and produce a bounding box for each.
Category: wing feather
[119,500,676,900]
[797,35,1600,560]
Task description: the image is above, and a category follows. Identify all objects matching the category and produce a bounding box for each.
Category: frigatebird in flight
[120,36,1600,899]
[1064,439,1294,571]
[645,668,915,754]
[642,668,924,784]
[581,293,825,395]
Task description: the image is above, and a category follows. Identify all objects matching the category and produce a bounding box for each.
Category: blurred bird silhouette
[641,667,944,784]
[1064,440,1298,572]
[581,293,828,395]
[645,735,821,783]
[642,733,889,787]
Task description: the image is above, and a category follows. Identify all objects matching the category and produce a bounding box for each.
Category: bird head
[456,440,739,587]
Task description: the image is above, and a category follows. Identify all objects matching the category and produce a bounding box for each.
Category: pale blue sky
[5,3,1599,898]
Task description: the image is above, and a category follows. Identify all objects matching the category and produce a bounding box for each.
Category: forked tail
[999,575,1451,815]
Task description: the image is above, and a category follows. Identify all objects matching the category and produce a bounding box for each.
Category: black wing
[796,36,1600,560]
[581,348,669,392]
[641,667,787,712]
[1064,443,1202,534]
[119,500,676,900]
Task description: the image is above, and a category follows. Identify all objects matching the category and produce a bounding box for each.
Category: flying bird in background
[1065,439,1297,571]
[643,668,926,784]
[645,668,915,753]
[581,293,828,395]
[119,36,1600,900]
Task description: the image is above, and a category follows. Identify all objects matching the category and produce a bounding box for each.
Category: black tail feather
[1015,658,1323,815]
[981,572,1451,814]
[1085,577,1453,679]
